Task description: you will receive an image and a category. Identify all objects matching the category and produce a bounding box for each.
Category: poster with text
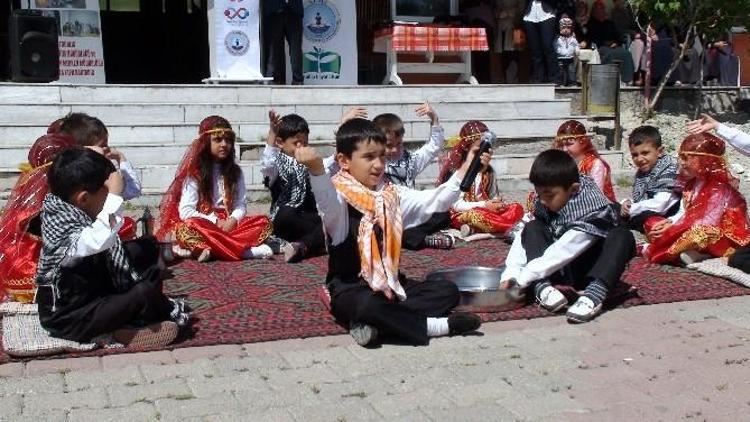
[28,0,106,84]
[208,0,264,81]
[290,0,358,85]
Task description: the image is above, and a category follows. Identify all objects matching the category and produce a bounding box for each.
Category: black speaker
[9,9,59,83]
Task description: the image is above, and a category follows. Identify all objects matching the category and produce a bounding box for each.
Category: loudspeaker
[9,9,59,83]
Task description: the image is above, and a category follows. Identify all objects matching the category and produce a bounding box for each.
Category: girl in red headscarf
[643,133,750,264]
[156,116,273,262]
[0,133,76,302]
[554,120,616,202]
[437,121,524,235]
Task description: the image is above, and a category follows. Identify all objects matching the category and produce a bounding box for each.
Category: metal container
[586,63,620,114]
[425,266,526,313]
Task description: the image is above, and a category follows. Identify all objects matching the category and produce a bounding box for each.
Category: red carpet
[2,238,749,362]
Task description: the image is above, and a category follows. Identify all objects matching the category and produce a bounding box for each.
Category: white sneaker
[536,285,567,313]
[350,323,378,346]
[172,244,192,259]
[249,244,274,259]
[197,248,212,263]
[680,250,711,265]
[566,296,602,323]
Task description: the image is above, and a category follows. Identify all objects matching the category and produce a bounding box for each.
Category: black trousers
[264,11,303,84]
[524,18,559,83]
[328,278,459,346]
[38,237,174,343]
[273,205,325,254]
[557,58,576,86]
[402,212,451,250]
[729,247,750,273]
[521,220,636,291]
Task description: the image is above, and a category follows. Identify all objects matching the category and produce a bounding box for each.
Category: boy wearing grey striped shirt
[501,150,636,322]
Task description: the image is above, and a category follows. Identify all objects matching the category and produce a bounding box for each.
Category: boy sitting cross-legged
[501,150,636,323]
[620,125,679,233]
[261,111,325,262]
[36,147,188,348]
[295,118,481,347]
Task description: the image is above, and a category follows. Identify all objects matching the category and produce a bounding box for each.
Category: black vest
[326,205,365,285]
[37,252,115,333]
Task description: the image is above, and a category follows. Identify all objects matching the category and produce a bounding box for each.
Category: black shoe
[448,313,482,335]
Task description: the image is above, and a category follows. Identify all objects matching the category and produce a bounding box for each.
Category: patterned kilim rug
[2,238,749,362]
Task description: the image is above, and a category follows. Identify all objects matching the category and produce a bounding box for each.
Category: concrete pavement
[0,296,749,421]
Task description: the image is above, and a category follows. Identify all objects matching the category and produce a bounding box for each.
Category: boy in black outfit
[294,118,481,347]
[620,125,679,233]
[261,111,325,262]
[36,148,188,348]
[501,150,636,322]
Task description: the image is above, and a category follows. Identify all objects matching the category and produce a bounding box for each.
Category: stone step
[0,150,626,206]
[0,100,571,125]
[0,115,583,148]
[0,133,571,167]
[0,83,556,105]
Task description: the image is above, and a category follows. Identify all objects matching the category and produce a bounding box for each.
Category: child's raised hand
[340,107,368,125]
[268,110,282,132]
[294,146,325,176]
[415,102,438,126]
[104,147,124,164]
[687,113,719,135]
[105,169,124,196]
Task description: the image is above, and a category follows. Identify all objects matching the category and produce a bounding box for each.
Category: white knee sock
[426,317,449,337]
[242,245,273,259]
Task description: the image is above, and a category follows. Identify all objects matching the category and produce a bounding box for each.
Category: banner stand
[206,0,270,84]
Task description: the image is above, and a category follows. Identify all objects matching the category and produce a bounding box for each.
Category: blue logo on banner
[225,31,250,56]
[303,0,340,43]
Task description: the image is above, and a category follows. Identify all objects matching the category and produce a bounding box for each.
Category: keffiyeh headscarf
[36,194,140,309]
[332,171,405,300]
[632,154,678,202]
[534,175,620,239]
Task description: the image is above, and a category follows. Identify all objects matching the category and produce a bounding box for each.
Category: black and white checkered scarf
[36,194,140,302]
[632,154,678,203]
[534,175,620,239]
[266,152,311,219]
[385,150,416,188]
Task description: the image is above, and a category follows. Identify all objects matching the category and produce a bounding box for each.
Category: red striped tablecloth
[374,25,489,52]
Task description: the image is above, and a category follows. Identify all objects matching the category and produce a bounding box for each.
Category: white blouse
[178,164,247,224]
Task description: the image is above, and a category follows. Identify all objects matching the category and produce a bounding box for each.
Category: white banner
[208,0,264,81]
[27,0,106,84]
[292,0,358,85]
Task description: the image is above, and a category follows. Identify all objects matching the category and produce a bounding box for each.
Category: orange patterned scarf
[331,171,405,300]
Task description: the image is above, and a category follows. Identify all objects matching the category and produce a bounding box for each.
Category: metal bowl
[425,266,526,313]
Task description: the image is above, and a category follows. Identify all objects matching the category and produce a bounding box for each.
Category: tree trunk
[642,24,696,120]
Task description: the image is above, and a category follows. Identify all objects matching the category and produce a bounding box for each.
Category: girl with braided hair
[437,120,524,236]
[156,116,273,262]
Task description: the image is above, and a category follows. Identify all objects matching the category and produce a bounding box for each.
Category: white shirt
[260,144,283,187]
[629,191,680,217]
[323,125,446,187]
[310,172,463,246]
[62,193,124,267]
[452,174,496,212]
[717,123,750,156]
[501,228,597,287]
[555,36,580,59]
[117,160,142,201]
[523,1,555,23]
[178,164,247,224]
